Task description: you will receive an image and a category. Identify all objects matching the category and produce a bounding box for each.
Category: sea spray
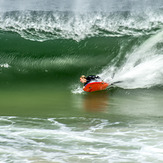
[100,30,163,89]
[1,10,163,41]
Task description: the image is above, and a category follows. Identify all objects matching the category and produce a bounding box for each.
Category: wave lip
[1,10,163,41]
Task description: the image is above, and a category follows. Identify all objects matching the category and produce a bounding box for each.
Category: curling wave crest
[1,10,163,41]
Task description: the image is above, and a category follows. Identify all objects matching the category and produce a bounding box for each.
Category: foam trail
[100,30,163,89]
[71,84,83,94]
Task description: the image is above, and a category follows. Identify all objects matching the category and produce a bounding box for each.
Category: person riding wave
[80,75,103,88]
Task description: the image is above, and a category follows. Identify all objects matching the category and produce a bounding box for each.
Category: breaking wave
[100,30,163,89]
[0,10,163,41]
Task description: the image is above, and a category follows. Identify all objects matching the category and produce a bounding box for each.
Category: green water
[1,84,163,118]
[1,84,163,162]
[0,7,163,163]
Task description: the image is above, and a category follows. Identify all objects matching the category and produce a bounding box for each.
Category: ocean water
[0,0,163,162]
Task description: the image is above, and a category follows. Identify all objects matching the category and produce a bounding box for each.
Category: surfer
[80,75,102,87]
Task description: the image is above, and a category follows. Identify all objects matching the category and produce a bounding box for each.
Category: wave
[1,9,163,89]
[100,30,163,89]
[1,10,163,41]
[72,30,163,93]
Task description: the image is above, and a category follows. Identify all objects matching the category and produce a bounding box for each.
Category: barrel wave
[1,1,163,163]
[1,9,163,89]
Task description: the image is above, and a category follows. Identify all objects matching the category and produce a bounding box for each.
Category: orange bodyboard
[83,82,109,92]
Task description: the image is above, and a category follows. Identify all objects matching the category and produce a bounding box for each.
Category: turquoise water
[0,1,163,162]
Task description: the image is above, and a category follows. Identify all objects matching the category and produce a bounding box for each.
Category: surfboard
[83,82,109,92]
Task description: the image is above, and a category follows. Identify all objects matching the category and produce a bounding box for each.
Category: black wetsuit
[84,75,101,86]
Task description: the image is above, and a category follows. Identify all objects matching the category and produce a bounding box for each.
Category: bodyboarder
[80,75,102,88]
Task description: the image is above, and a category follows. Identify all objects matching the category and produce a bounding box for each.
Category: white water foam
[71,84,84,94]
[1,10,163,41]
[0,63,10,68]
[0,116,163,163]
[100,30,163,89]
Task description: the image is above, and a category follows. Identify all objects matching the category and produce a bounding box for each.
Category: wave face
[0,1,163,89]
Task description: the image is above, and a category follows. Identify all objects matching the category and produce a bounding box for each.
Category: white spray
[100,30,163,89]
